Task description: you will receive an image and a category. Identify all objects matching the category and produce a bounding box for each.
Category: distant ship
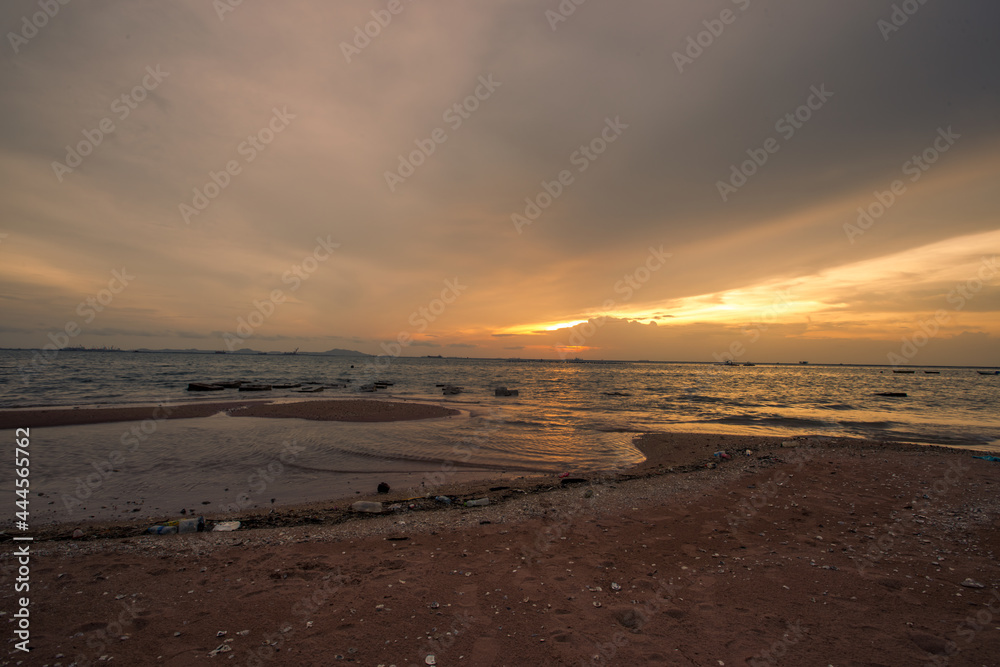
[283,348,299,355]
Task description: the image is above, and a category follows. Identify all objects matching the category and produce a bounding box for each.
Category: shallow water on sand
[4,410,643,524]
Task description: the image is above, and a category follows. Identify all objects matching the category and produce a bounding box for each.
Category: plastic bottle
[465,498,490,507]
[177,517,204,534]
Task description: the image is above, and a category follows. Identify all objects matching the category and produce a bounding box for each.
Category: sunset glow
[0,2,997,366]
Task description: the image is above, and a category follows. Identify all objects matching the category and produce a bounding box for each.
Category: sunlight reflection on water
[2,352,997,523]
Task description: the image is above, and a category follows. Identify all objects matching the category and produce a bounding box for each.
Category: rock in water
[187,382,224,391]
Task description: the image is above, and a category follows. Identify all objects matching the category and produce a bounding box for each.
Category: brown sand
[0,399,458,430]
[4,433,999,666]
[230,399,460,422]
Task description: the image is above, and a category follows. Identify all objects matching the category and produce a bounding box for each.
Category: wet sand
[230,399,459,422]
[3,433,999,666]
[0,398,459,430]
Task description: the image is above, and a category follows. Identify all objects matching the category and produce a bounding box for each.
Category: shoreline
[11,432,985,539]
[6,433,999,665]
[2,394,996,452]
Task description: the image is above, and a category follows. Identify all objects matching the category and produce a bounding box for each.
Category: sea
[1,350,997,525]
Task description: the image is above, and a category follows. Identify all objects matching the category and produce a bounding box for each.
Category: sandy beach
[2,402,999,666]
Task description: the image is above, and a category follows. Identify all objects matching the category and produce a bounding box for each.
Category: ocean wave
[590,426,645,433]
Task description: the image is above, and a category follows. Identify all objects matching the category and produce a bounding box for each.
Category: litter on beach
[212,521,241,532]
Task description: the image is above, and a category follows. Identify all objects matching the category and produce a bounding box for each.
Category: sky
[1,0,998,365]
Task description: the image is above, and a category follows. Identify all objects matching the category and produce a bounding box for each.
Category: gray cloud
[1,0,998,363]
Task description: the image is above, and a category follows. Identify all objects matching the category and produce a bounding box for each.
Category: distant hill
[131,348,371,356]
[132,348,219,354]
